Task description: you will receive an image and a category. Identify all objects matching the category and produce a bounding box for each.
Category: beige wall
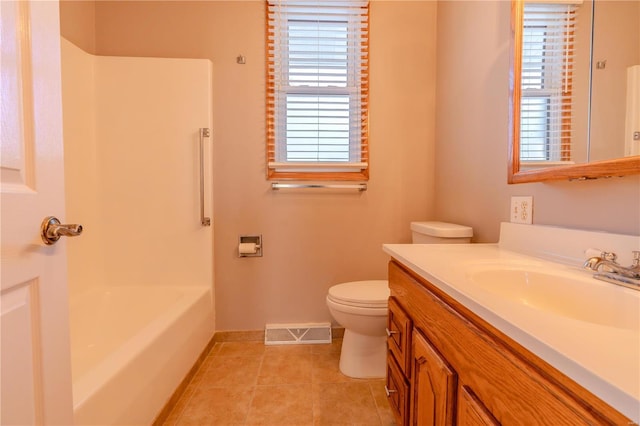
[59,1,96,54]
[590,0,640,160]
[434,1,640,243]
[79,1,437,331]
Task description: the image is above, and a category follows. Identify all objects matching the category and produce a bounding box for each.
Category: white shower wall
[62,38,102,293]
[61,38,213,294]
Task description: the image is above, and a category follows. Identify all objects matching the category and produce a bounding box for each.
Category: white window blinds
[266,0,369,180]
[520,2,579,162]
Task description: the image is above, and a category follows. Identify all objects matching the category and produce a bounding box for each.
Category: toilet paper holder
[238,235,262,257]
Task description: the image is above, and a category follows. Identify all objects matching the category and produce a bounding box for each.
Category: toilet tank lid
[411,221,473,238]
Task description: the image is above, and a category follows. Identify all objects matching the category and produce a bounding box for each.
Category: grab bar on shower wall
[200,128,211,226]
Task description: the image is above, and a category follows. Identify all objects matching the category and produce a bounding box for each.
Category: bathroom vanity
[384,223,639,425]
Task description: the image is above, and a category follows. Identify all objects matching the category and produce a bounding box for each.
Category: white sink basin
[469,268,639,331]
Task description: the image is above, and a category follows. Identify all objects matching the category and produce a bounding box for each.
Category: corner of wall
[59,0,97,55]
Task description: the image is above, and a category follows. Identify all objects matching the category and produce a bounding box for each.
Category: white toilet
[326,221,473,378]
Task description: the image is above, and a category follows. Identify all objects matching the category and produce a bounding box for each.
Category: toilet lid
[327,280,390,308]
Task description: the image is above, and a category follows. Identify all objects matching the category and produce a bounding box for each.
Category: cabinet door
[457,385,501,426]
[386,354,410,426]
[388,297,412,375]
[410,330,457,426]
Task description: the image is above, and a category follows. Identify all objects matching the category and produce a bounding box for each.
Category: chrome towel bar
[200,128,211,226]
[271,182,367,191]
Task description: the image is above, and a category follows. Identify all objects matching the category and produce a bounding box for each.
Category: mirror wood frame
[508,0,640,184]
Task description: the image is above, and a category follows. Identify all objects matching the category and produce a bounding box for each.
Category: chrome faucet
[583,250,640,290]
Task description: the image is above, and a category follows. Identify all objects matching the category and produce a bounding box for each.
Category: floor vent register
[264,323,332,345]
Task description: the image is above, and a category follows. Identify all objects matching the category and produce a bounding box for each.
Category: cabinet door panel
[458,385,501,426]
[388,297,412,375]
[387,354,410,426]
[410,330,456,426]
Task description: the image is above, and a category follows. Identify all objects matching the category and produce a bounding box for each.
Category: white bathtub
[68,285,214,425]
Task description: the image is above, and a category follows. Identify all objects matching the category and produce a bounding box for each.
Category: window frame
[519,2,576,165]
[266,0,369,181]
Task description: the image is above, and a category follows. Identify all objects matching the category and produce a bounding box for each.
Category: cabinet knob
[385,328,398,337]
[384,385,397,397]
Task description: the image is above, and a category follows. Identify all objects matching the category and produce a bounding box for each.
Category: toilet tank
[411,221,473,244]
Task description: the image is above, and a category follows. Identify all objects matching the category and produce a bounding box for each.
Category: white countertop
[383,242,640,422]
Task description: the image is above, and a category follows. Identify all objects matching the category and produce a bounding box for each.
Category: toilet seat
[327,280,389,308]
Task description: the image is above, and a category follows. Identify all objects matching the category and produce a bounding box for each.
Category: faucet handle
[584,248,616,261]
[585,248,603,259]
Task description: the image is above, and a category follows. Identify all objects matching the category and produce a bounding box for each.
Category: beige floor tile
[258,353,313,385]
[312,382,382,425]
[368,380,396,426]
[377,407,398,426]
[310,339,342,355]
[367,380,389,409]
[161,383,198,425]
[164,338,393,426]
[311,352,357,384]
[245,384,314,425]
[176,386,255,426]
[199,355,262,387]
[217,341,266,357]
[264,344,312,356]
[190,356,216,387]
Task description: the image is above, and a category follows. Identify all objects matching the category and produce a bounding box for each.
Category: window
[520,2,579,163]
[266,0,369,180]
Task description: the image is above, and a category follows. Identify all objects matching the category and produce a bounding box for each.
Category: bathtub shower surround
[61,38,215,425]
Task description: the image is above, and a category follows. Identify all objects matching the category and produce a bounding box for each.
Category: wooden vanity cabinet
[387,297,412,373]
[386,351,410,425]
[386,260,631,426]
[386,297,411,425]
[411,330,457,426]
[457,385,500,426]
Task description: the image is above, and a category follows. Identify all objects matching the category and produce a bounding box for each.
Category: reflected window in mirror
[520,2,580,165]
[509,0,640,183]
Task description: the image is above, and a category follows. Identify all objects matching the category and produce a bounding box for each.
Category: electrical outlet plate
[510,196,533,224]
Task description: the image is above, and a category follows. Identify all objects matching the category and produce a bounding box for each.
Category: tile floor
[163,339,396,425]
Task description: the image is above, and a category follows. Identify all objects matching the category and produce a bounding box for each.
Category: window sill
[267,169,369,182]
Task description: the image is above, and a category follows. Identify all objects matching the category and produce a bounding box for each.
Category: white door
[1,1,74,424]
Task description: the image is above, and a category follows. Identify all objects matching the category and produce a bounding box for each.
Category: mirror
[509,0,640,183]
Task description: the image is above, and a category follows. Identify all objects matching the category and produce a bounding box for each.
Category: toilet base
[338,330,387,379]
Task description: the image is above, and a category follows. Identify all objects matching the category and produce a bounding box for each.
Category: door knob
[41,216,83,245]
